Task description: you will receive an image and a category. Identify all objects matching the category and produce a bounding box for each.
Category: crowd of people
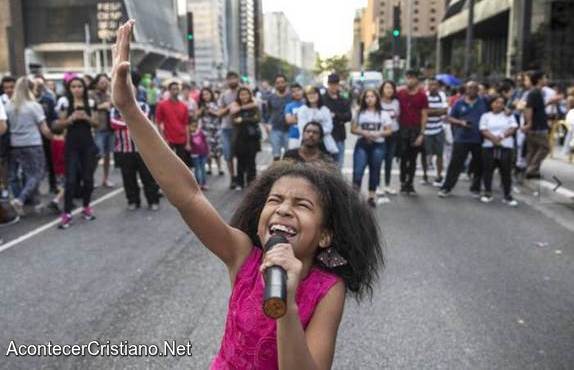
[0,66,573,234]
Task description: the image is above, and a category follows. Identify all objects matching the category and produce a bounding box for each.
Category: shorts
[95,130,115,156]
[221,127,234,162]
[424,132,445,156]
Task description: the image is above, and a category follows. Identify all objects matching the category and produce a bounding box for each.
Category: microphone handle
[263,265,287,319]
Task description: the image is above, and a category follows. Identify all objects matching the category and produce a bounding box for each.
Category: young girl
[351,89,393,208]
[197,87,223,176]
[111,20,383,369]
[54,76,99,229]
[230,87,261,190]
[379,80,400,196]
[189,120,209,190]
[479,95,518,206]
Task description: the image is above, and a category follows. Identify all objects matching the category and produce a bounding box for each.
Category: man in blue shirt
[266,74,291,161]
[439,81,488,198]
[284,83,305,150]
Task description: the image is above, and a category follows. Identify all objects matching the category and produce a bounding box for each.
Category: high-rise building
[188,0,228,82]
[301,42,316,71]
[226,0,261,82]
[264,12,301,67]
[351,9,363,70]
[378,0,446,38]
[0,0,189,78]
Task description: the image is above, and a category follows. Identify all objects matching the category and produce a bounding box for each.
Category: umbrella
[436,74,461,87]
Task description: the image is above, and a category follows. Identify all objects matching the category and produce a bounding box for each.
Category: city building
[226,0,262,83]
[0,0,190,79]
[301,42,317,71]
[264,12,300,68]
[351,9,363,70]
[437,0,574,80]
[188,0,228,82]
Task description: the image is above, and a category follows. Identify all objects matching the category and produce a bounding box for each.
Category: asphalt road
[0,144,572,369]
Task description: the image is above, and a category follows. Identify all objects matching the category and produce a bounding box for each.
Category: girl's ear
[318,230,332,249]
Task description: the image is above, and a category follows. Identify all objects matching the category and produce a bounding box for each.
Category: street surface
[1,142,573,369]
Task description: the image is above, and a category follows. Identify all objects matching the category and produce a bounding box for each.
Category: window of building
[414,27,419,32]
[430,17,435,22]
[430,26,435,32]
[414,18,419,23]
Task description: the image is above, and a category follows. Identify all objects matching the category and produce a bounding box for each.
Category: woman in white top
[479,95,518,206]
[379,80,400,195]
[351,89,393,207]
[296,86,338,156]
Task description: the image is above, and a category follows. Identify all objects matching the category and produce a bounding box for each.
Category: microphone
[263,234,288,319]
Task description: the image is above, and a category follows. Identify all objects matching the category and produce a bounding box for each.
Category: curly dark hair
[230,161,384,301]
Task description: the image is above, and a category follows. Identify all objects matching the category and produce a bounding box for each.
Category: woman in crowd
[296,86,338,157]
[197,87,223,176]
[6,77,53,215]
[230,87,261,190]
[479,95,518,206]
[379,80,400,198]
[351,89,393,207]
[54,77,99,229]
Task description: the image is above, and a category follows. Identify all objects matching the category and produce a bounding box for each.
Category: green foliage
[314,55,350,79]
[260,55,299,82]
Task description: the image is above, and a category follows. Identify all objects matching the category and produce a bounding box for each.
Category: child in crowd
[189,120,209,190]
[111,20,384,369]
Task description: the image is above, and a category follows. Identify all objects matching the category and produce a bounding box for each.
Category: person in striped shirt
[424,78,449,187]
[110,89,160,211]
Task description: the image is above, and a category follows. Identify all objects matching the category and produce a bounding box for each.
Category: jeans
[9,146,45,204]
[221,128,234,162]
[398,127,421,189]
[383,132,398,186]
[95,130,115,156]
[335,140,345,170]
[482,147,512,198]
[116,152,160,206]
[353,139,385,192]
[192,155,208,186]
[270,129,290,160]
[442,142,482,192]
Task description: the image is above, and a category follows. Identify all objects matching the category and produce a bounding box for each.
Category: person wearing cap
[396,70,428,195]
[323,73,352,169]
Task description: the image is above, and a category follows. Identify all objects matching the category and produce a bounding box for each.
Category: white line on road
[0,188,124,254]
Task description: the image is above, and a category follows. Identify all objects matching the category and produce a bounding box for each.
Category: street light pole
[464,0,475,76]
[406,0,412,70]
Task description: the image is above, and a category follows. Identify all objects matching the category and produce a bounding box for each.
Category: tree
[314,55,350,79]
[260,55,299,82]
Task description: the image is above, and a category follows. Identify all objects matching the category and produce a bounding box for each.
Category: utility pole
[463,0,475,76]
[406,0,412,70]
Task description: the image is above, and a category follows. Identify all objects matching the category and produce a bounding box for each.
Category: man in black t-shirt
[323,73,352,169]
[523,71,550,179]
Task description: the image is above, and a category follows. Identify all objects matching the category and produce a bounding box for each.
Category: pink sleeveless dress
[210,247,341,369]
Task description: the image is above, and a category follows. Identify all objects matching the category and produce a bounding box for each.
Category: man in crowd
[283,121,334,165]
[34,76,59,193]
[285,83,305,149]
[323,73,352,169]
[523,71,551,179]
[424,78,449,186]
[266,74,291,161]
[397,70,428,195]
[155,81,191,167]
[439,81,488,198]
[92,74,115,188]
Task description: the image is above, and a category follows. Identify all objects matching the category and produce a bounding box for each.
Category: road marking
[0,188,124,254]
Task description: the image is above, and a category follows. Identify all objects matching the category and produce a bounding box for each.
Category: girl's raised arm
[111,21,252,279]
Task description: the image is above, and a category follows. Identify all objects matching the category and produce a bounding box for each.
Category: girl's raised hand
[111,20,136,112]
[259,243,303,310]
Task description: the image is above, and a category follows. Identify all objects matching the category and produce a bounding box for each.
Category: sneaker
[420,177,430,185]
[378,196,391,204]
[206,170,212,176]
[503,197,518,207]
[470,190,481,199]
[400,185,409,195]
[384,186,398,196]
[407,187,417,196]
[433,177,444,187]
[1,189,9,199]
[219,170,225,176]
[11,199,24,216]
[82,207,96,221]
[235,185,243,191]
[58,213,72,229]
[127,203,139,211]
[367,198,377,208]
[47,200,61,214]
[103,179,115,188]
[229,181,236,190]
[149,203,160,211]
[480,194,494,203]
[438,189,451,198]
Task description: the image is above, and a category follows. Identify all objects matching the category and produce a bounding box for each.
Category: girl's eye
[298,203,311,210]
[267,197,279,204]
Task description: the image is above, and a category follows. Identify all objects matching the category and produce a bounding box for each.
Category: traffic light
[392,5,401,38]
[186,12,194,58]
